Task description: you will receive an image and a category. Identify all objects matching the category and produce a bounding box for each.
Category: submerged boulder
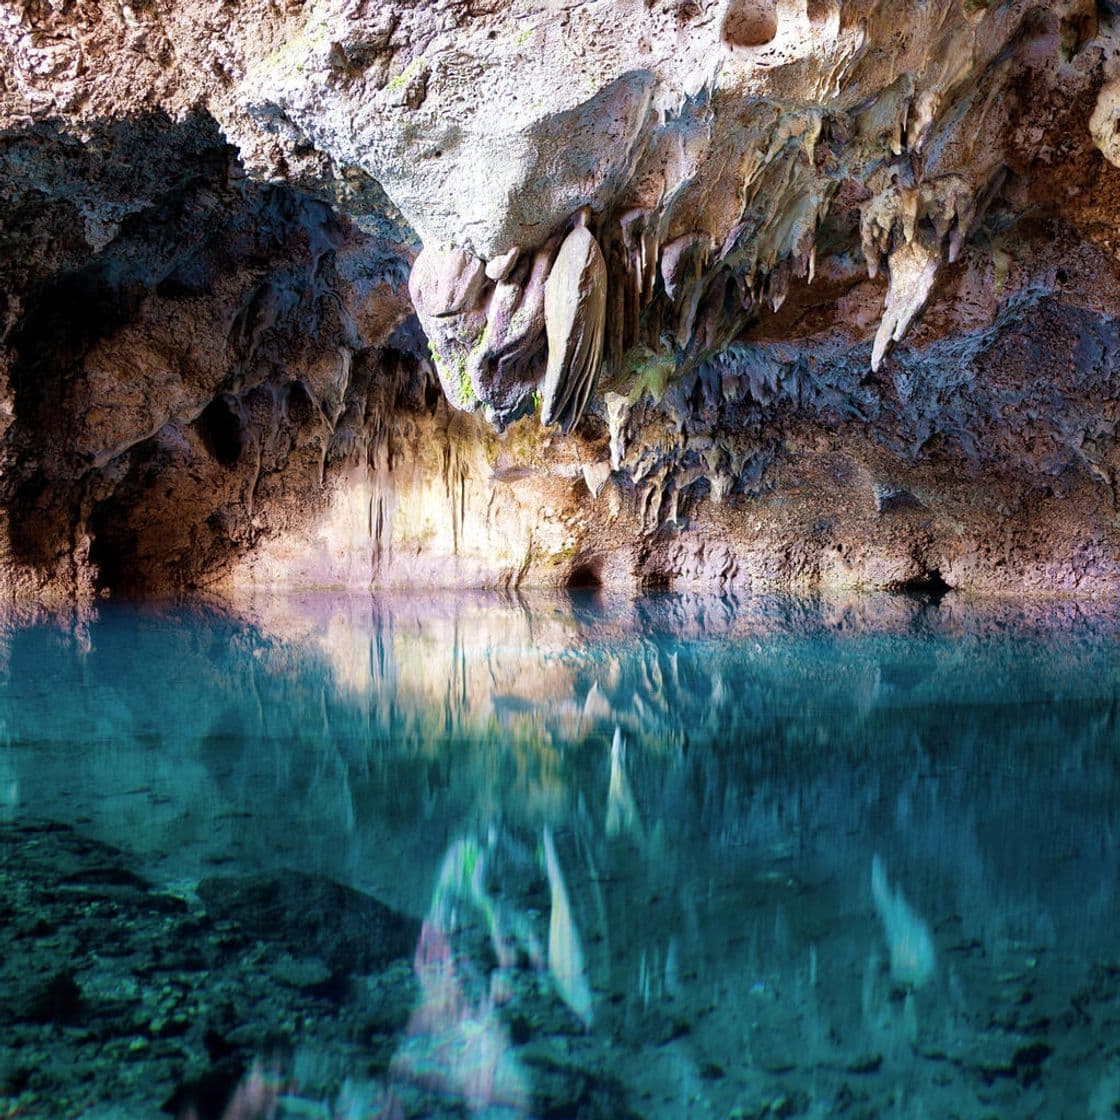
[196,871,419,976]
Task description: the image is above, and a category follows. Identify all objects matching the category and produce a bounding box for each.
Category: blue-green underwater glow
[2,591,1120,1119]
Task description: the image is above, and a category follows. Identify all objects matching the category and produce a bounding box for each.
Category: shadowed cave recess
[3,0,1120,600]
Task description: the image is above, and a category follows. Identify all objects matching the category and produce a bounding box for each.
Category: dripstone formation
[2,0,1120,597]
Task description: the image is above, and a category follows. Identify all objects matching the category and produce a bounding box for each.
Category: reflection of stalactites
[212,1060,284,1119]
[0,747,18,821]
[542,826,594,1027]
[393,916,531,1114]
[580,681,615,728]
[871,854,935,989]
[391,837,531,1115]
[606,725,642,839]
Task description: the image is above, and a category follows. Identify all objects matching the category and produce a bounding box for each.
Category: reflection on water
[391,835,532,1117]
[870,855,936,991]
[2,590,1120,1117]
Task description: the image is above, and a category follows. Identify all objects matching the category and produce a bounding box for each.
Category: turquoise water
[2,591,1120,1119]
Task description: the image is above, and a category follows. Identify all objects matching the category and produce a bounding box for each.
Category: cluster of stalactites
[409,167,981,431]
[860,171,982,372]
[408,205,772,433]
[408,224,604,434]
[411,203,709,434]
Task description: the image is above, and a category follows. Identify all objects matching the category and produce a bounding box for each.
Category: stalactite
[541,223,608,434]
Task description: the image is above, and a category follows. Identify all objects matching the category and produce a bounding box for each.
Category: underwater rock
[18,971,84,1025]
[196,871,419,976]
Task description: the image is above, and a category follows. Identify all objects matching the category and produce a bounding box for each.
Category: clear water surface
[2,590,1120,1119]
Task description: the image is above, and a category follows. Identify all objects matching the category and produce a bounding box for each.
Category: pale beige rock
[408,245,486,320]
[541,225,607,434]
[485,248,520,283]
[582,461,612,499]
[1091,75,1120,169]
[871,241,941,372]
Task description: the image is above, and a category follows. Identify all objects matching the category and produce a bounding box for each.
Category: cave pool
[2,590,1120,1119]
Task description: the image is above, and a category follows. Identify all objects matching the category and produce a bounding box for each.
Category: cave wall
[2,1,1120,598]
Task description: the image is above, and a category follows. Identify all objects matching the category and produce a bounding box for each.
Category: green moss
[470,320,492,363]
[457,361,475,406]
[616,344,678,405]
[385,55,425,94]
[452,322,496,407]
[428,341,478,410]
[260,21,330,76]
[427,340,444,374]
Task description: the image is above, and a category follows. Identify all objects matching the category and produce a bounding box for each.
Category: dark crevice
[195,396,244,468]
[9,261,149,425]
[566,561,602,589]
[88,504,133,596]
[889,568,952,599]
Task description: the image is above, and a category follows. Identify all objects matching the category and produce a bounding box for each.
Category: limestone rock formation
[1,0,1119,597]
[541,221,607,434]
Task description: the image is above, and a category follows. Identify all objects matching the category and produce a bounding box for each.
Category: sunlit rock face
[1,1,1120,596]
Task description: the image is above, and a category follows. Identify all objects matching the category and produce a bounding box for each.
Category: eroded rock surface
[1,1,1119,596]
